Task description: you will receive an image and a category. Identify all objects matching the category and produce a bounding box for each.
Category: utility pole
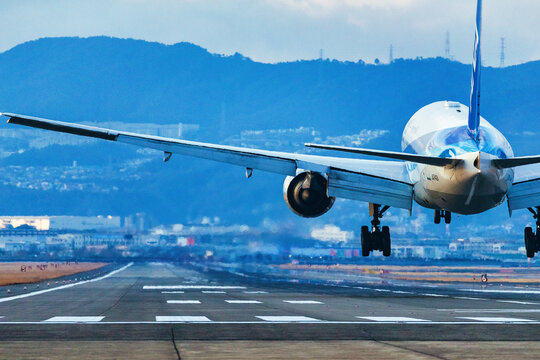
[500,37,505,67]
[389,45,393,64]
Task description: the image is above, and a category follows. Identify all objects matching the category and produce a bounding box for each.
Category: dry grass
[0,262,108,286]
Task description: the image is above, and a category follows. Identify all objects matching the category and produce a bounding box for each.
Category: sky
[0,0,538,66]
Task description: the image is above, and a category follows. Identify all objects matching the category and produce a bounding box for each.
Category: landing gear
[525,207,540,258]
[361,204,391,257]
[434,210,451,224]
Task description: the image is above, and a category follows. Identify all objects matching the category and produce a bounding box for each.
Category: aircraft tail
[468,0,482,139]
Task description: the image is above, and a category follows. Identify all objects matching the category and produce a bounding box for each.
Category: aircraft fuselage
[403,101,514,215]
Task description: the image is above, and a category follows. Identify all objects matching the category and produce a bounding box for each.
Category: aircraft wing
[507,164,540,211]
[2,113,414,210]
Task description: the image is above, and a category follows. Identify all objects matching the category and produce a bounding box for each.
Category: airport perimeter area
[1,261,540,359]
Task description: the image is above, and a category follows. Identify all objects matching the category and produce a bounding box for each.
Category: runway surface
[0,261,539,341]
[1,261,540,359]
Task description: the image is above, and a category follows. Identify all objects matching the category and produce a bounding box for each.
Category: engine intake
[283,172,335,217]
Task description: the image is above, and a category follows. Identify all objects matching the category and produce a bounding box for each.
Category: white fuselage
[402,101,514,215]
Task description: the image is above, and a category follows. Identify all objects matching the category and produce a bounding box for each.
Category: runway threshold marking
[457,317,535,322]
[0,262,133,304]
[144,286,246,290]
[44,316,104,323]
[167,300,201,304]
[357,317,430,322]
[283,300,323,304]
[225,300,261,304]
[256,316,321,322]
[155,316,211,322]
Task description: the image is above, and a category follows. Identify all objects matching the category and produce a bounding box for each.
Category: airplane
[2,0,540,258]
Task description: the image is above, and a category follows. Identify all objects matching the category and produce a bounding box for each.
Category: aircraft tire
[444,211,451,224]
[525,227,535,258]
[434,211,441,224]
[361,226,371,256]
[382,226,391,257]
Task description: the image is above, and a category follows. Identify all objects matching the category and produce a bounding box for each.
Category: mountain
[0,37,539,237]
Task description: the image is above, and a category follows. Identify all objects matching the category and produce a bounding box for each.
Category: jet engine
[283,171,335,217]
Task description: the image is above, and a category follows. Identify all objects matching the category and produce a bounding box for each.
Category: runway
[1,262,540,358]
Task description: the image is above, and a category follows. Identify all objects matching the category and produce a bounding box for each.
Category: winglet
[468,0,482,140]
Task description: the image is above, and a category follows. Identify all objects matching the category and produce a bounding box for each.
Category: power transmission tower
[500,37,505,67]
[389,45,393,63]
[445,31,451,58]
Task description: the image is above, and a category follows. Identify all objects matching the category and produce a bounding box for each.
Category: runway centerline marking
[155,316,211,322]
[357,316,430,322]
[161,291,184,294]
[421,294,448,297]
[44,316,104,323]
[283,300,323,304]
[202,291,226,294]
[243,291,268,294]
[0,263,133,304]
[256,316,321,322]
[144,285,246,290]
[225,300,262,304]
[457,317,535,322]
[167,300,201,304]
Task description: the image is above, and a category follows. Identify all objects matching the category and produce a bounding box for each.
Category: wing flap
[328,169,413,210]
[508,179,540,211]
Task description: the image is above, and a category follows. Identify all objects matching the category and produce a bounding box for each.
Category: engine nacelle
[283,171,335,218]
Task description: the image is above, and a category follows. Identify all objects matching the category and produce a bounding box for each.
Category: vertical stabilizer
[468,0,482,139]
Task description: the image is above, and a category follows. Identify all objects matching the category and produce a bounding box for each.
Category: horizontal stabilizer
[305,143,460,167]
[492,156,540,169]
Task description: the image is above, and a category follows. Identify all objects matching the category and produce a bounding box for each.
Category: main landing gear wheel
[434,210,451,224]
[525,207,540,258]
[361,204,391,257]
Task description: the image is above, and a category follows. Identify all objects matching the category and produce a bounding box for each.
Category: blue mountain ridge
[0,37,539,239]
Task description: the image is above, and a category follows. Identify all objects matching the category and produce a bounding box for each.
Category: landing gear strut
[525,207,540,258]
[361,204,391,257]
[434,210,451,224]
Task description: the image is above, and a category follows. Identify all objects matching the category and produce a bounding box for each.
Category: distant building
[0,215,121,231]
[310,225,353,243]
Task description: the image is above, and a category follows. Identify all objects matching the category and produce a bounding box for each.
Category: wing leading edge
[2,112,414,210]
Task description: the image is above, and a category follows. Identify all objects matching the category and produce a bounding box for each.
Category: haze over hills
[0,36,539,239]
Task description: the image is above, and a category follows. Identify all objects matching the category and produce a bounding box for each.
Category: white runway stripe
[45,316,104,323]
[202,291,226,294]
[225,300,261,304]
[0,263,133,303]
[167,300,201,304]
[144,285,246,290]
[497,300,540,305]
[454,297,487,301]
[457,317,535,322]
[444,309,540,313]
[460,289,540,294]
[256,316,320,322]
[421,294,448,297]
[243,291,268,294]
[155,316,211,322]
[283,300,323,304]
[357,316,430,322]
[161,291,184,294]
